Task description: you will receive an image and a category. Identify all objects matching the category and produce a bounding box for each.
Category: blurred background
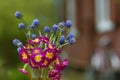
[1,0,120,80]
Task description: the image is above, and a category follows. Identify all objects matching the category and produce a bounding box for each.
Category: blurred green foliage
[0,0,61,80]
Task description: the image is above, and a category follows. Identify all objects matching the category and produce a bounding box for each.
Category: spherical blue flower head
[18,23,25,29]
[52,24,59,32]
[32,19,40,27]
[29,25,36,30]
[26,33,30,38]
[67,33,74,39]
[68,38,75,44]
[31,34,37,39]
[64,20,72,28]
[13,39,20,46]
[15,11,23,19]
[60,36,65,45]
[17,47,21,52]
[58,22,64,27]
[17,42,23,47]
[44,26,50,33]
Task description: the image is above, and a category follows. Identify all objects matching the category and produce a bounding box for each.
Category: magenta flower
[47,43,56,50]
[54,56,61,65]
[44,48,56,62]
[39,36,49,43]
[55,48,62,53]
[32,47,42,54]
[55,59,69,71]
[19,68,28,75]
[51,73,61,80]
[29,60,39,69]
[25,44,34,50]
[40,59,50,68]
[49,69,59,78]
[19,50,29,63]
[31,53,44,65]
[32,38,41,44]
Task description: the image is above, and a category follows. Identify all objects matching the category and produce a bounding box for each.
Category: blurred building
[62,0,120,69]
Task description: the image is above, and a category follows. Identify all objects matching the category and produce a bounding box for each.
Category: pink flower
[19,50,29,63]
[44,48,56,62]
[19,68,28,75]
[32,47,42,54]
[29,60,39,69]
[40,59,50,68]
[32,38,41,44]
[31,53,44,66]
[39,36,50,43]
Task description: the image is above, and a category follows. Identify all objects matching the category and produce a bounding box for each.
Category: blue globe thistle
[32,19,40,27]
[17,47,21,52]
[52,24,59,32]
[13,39,20,46]
[58,22,64,27]
[26,33,30,38]
[64,20,72,28]
[18,23,25,29]
[31,34,37,39]
[60,36,65,45]
[29,25,36,30]
[15,11,23,19]
[67,33,74,39]
[17,42,23,47]
[68,38,75,44]
[44,26,50,33]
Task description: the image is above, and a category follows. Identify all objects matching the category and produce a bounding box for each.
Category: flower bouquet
[12,11,75,80]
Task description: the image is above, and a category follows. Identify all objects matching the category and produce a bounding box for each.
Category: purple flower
[31,34,37,39]
[64,20,72,28]
[19,50,29,63]
[47,43,55,50]
[19,68,28,75]
[32,47,42,54]
[39,36,49,43]
[51,73,61,80]
[54,56,61,65]
[32,38,41,44]
[40,59,50,68]
[59,36,65,45]
[18,23,25,29]
[44,48,56,62]
[15,11,23,19]
[55,59,69,71]
[44,26,50,33]
[29,60,39,69]
[32,19,40,27]
[31,53,44,65]
[55,48,62,54]
[68,38,76,44]
[52,24,59,32]
[49,69,59,78]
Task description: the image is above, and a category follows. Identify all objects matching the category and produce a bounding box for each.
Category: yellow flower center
[35,55,42,62]
[34,50,39,54]
[22,53,27,59]
[33,38,39,43]
[48,44,53,49]
[55,58,60,64]
[46,52,53,59]
[43,60,48,65]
